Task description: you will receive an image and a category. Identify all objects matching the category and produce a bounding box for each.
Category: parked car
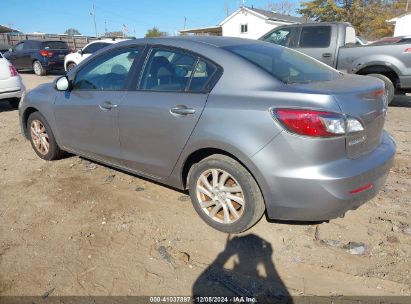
[371,35,411,45]
[260,22,411,103]
[4,40,70,76]
[0,52,24,108]
[64,38,129,71]
[19,37,396,233]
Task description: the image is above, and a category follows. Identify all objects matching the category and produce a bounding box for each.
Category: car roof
[117,36,268,49]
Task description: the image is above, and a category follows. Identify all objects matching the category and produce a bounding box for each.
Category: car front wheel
[28,112,65,160]
[188,154,265,233]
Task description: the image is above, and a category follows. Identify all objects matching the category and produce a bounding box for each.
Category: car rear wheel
[368,73,395,105]
[33,60,46,76]
[188,154,265,233]
[67,62,76,71]
[28,112,65,160]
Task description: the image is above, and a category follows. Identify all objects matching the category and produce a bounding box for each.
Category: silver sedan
[19,37,396,233]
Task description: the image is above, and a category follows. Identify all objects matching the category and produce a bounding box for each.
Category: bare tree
[266,0,296,15]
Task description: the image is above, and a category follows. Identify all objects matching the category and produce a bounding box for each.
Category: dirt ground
[0,73,410,298]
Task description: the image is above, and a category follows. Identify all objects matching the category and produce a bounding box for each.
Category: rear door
[296,25,337,67]
[54,46,144,164]
[119,46,220,178]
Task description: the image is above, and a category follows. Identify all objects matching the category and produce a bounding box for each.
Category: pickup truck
[260,22,411,103]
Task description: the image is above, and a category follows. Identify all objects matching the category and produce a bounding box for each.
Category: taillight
[404,48,411,53]
[9,64,18,77]
[272,109,364,137]
[39,50,54,57]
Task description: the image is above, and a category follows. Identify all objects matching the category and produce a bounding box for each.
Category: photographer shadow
[192,234,293,303]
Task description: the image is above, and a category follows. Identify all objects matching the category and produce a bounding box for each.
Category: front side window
[299,26,331,48]
[83,42,111,54]
[73,47,141,91]
[140,48,196,91]
[224,43,341,84]
[14,43,24,51]
[261,28,292,47]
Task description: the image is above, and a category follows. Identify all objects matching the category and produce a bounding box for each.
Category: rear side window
[189,59,218,92]
[42,41,68,50]
[23,41,39,50]
[140,48,197,92]
[299,26,331,47]
[224,43,341,84]
[83,42,111,54]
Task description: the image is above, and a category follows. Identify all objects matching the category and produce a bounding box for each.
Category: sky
[0,0,298,38]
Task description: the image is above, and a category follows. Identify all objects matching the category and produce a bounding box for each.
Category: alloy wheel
[30,119,49,155]
[195,168,245,224]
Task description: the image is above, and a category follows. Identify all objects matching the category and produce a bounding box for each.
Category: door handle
[322,53,332,58]
[99,101,118,110]
[170,105,196,116]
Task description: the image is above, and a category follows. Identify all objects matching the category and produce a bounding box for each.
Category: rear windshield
[42,41,69,50]
[223,43,341,84]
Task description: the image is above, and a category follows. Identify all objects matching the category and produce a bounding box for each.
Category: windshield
[223,43,342,84]
[42,41,69,50]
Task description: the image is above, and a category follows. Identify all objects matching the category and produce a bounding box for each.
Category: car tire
[188,154,265,233]
[368,73,395,105]
[33,60,46,76]
[67,62,76,71]
[8,98,20,109]
[27,112,65,160]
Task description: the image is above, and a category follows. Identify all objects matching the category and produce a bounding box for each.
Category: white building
[387,12,411,37]
[180,6,305,39]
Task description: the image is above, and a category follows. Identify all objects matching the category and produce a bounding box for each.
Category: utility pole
[90,4,97,37]
[184,16,187,29]
[406,0,410,12]
[226,0,230,16]
[104,20,108,35]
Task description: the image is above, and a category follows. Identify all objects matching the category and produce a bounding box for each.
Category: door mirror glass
[56,76,70,91]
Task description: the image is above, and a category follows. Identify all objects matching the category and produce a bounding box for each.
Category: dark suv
[5,40,70,76]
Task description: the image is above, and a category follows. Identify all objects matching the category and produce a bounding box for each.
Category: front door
[9,42,25,69]
[53,46,143,164]
[119,46,219,179]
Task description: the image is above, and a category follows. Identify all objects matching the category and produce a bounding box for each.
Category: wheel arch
[180,147,267,208]
[356,65,399,88]
[21,107,39,139]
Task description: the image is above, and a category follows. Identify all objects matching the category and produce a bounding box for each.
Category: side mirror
[78,49,83,55]
[8,48,13,52]
[55,76,70,91]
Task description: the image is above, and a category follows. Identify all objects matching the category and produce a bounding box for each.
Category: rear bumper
[41,59,65,71]
[0,76,24,101]
[252,131,396,221]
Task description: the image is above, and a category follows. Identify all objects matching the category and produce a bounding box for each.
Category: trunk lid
[293,74,387,158]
